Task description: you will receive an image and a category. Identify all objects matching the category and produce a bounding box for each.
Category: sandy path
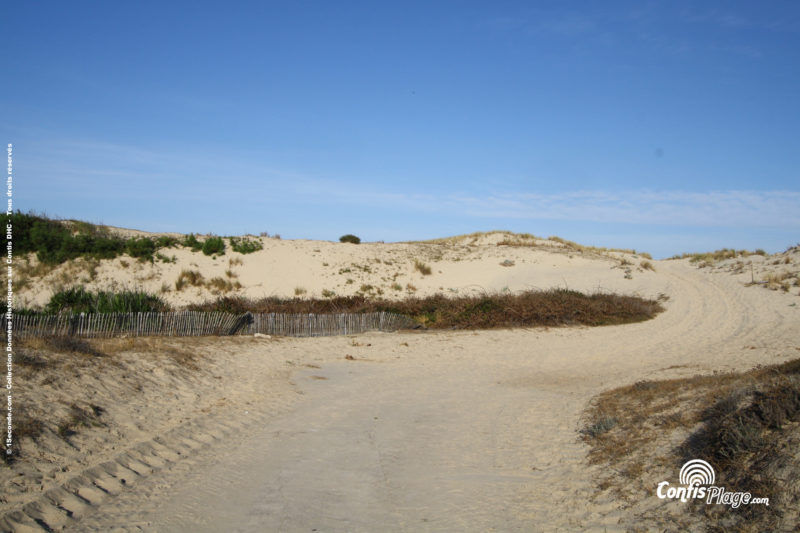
[61,261,798,532]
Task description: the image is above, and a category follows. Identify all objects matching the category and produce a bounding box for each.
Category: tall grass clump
[175,269,205,290]
[45,287,170,314]
[414,260,432,275]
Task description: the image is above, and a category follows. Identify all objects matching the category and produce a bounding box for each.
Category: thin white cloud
[291,183,800,228]
[445,190,800,228]
[22,138,800,229]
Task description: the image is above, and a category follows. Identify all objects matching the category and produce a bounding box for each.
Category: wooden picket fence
[11,311,417,339]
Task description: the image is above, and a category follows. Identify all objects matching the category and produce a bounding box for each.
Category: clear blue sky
[3,1,799,258]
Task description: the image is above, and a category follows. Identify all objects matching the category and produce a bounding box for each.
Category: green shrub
[202,236,225,256]
[155,252,176,263]
[230,237,263,254]
[45,287,169,314]
[339,234,361,244]
[0,212,177,265]
[154,235,179,248]
[24,215,126,264]
[182,233,203,251]
[126,237,156,260]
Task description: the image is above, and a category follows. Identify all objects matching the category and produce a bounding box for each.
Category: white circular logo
[679,459,715,486]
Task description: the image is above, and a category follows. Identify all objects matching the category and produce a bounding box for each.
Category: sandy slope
[2,255,794,532]
[16,231,672,309]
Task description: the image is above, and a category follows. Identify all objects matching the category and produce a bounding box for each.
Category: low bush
[187,289,663,329]
[154,235,179,248]
[202,236,225,256]
[126,237,156,260]
[182,233,203,252]
[339,234,361,244]
[45,287,170,314]
[229,236,263,254]
[0,211,182,264]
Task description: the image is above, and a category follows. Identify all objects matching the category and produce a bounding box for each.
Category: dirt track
[9,261,797,532]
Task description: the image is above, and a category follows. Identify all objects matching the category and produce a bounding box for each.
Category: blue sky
[3,1,799,258]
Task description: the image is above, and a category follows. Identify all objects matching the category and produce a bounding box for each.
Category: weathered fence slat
[11,311,415,339]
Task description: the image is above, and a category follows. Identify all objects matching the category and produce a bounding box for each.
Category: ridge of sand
[17,230,666,310]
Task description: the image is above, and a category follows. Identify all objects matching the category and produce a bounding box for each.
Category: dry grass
[175,270,240,293]
[2,411,45,463]
[175,269,205,290]
[57,403,105,439]
[409,230,505,245]
[547,235,644,257]
[208,277,241,294]
[671,248,766,264]
[414,260,432,276]
[761,271,796,292]
[187,289,663,330]
[497,239,537,247]
[581,359,800,531]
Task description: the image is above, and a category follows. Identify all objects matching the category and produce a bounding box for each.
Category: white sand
[17,231,669,308]
[4,235,800,531]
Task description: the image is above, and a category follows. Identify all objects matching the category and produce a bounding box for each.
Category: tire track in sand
[19,261,800,532]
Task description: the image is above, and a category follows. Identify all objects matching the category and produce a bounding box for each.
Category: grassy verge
[187,289,663,329]
[2,211,241,265]
[581,359,800,531]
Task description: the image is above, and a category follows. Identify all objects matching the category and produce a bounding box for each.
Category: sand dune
[4,233,800,531]
[17,231,669,309]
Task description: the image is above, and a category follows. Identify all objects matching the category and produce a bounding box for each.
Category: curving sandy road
[62,261,798,532]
